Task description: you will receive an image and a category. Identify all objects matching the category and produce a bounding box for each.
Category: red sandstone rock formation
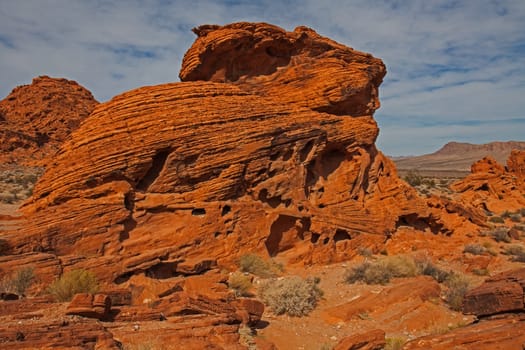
[463,268,525,316]
[451,151,525,213]
[334,329,386,350]
[6,23,457,287]
[0,75,98,165]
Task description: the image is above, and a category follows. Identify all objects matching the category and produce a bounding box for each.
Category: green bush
[463,244,487,255]
[443,272,470,311]
[47,269,99,302]
[239,254,281,278]
[228,271,252,297]
[258,276,323,316]
[0,267,35,296]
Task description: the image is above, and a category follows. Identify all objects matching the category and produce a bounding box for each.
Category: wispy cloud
[0,0,524,155]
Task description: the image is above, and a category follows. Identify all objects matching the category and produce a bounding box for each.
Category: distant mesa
[394,141,525,173]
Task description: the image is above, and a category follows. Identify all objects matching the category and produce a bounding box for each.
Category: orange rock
[405,314,525,350]
[463,268,525,316]
[8,22,447,285]
[334,329,386,350]
[451,151,525,213]
[0,76,98,166]
[66,293,112,320]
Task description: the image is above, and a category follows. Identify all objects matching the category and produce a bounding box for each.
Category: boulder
[463,268,525,316]
[334,329,386,350]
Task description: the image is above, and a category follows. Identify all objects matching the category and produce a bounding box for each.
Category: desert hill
[0,22,525,350]
[394,141,525,172]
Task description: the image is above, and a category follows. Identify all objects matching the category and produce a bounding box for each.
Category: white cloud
[0,0,524,155]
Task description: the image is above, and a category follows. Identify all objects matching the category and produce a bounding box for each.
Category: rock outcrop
[451,151,525,213]
[0,76,98,165]
[463,268,525,316]
[4,22,454,285]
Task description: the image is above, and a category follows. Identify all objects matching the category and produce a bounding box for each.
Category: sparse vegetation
[489,227,511,243]
[47,269,99,302]
[463,244,487,255]
[415,256,450,283]
[510,214,521,223]
[503,244,525,262]
[385,337,406,350]
[0,267,35,296]
[258,276,323,316]
[228,271,252,297]
[403,170,423,187]
[488,216,504,224]
[345,255,420,285]
[239,254,282,278]
[443,272,470,311]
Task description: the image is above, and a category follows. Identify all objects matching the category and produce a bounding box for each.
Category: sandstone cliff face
[5,23,450,286]
[451,151,525,213]
[0,76,98,166]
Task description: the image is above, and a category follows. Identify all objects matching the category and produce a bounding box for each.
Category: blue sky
[1,0,524,156]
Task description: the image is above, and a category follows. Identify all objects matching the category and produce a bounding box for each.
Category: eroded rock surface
[451,151,525,213]
[7,22,448,284]
[0,76,98,166]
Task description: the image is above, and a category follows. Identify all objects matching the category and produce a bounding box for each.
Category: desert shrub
[47,269,99,302]
[443,272,470,311]
[501,210,512,218]
[489,216,504,224]
[239,254,281,278]
[520,208,525,217]
[403,170,423,187]
[258,276,323,316]
[228,271,252,297]
[357,247,373,257]
[345,255,418,285]
[513,224,525,232]
[0,267,35,296]
[415,257,450,283]
[472,268,489,276]
[463,244,487,255]
[510,214,521,223]
[503,245,525,262]
[345,262,392,285]
[490,227,511,243]
[385,337,406,350]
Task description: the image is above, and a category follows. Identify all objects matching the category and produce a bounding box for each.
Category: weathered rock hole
[136,149,170,191]
[192,208,206,216]
[221,205,231,216]
[258,189,282,208]
[265,215,297,257]
[214,231,221,238]
[300,140,314,162]
[145,262,178,279]
[334,229,351,242]
[311,233,320,244]
[323,237,330,245]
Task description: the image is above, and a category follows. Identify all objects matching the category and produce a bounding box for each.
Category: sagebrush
[258,276,323,316]
[47,269,99,302]
[239,254,281,278]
